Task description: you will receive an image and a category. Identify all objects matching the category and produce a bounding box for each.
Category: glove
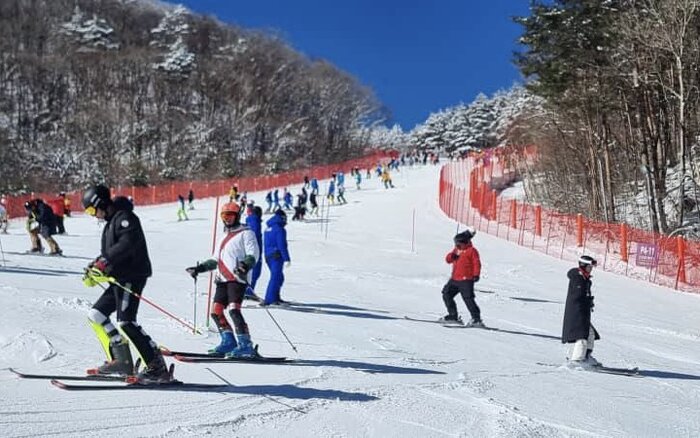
[82,267,113,288]
[285,261,291,268]
[29,221,39,231]
[448,251,460,262]
[185,264,205,279]
[589,296,595,310]
[90,257,109,274]
[234,261,250,277]
[473,276,480,283]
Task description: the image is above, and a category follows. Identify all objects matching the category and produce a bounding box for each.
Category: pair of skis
[403,316,489,329]
[10,347,290,390]
[9,367,228,391]
[160,346,290,363]
[536,362,640,377]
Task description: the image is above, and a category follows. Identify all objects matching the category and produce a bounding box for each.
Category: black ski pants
[92,278,159,364]
[442,279,480,321]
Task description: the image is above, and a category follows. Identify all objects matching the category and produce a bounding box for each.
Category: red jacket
[47,198,65,217]
[446,243,481,281]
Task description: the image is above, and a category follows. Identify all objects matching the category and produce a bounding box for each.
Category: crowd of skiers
[2,153,603,384]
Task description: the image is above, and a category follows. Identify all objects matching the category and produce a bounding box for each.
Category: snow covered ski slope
[1,165,699,437]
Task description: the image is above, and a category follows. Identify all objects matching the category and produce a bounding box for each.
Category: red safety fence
[3,150,391,219]
[439,147,700,294]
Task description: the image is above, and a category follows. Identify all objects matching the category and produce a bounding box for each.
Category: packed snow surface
[1,165,699,438]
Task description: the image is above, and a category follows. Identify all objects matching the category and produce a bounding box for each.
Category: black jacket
[101,196,152,281]
[36,201,57,237]
[562,268,599,343]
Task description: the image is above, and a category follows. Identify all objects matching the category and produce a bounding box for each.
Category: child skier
[186,202,260,357]
[562,255,601,367]
[439,227,483,327]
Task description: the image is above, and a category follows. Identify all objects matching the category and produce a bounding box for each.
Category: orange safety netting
[439,147,699,294]
[3,151,391,219]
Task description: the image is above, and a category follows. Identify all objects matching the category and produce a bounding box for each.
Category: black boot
[96,342,134,376]
[136,352,171,383]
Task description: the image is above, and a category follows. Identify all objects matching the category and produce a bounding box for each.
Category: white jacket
[213,225,260,284]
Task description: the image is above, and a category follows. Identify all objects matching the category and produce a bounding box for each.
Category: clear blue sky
[166,0,530,130]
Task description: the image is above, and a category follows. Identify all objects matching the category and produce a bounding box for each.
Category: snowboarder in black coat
[562,255,600,366]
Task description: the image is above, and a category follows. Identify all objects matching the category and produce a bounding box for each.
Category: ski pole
[206,196,221,328]
[192,273,198,335]
[263,307,298,353]
[103,279,202,334]
[0,234,5,266]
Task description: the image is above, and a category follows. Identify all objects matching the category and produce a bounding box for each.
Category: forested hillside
[0,0,385,193]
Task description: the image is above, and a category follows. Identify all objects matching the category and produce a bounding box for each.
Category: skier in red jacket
[439,227,483,327]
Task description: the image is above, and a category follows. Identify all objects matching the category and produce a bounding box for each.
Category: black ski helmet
[454,226,476,245]
[82,184,111,211]
[578,255,598,269]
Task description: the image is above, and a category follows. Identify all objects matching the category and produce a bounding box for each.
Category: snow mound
[0,331,57,363]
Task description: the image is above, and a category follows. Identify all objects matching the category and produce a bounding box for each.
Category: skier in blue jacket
[327,179,336,204]
[263,210,291,305]
[310,178,319,195]
[245,205,264,301]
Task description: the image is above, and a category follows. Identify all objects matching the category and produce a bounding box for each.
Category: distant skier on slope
[439,227,483,327]
[562,255,601,367]
[81,185,169,381]
[186,202,260,357]
[24,199,62,255]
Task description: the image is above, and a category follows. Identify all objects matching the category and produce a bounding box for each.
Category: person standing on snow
[562,256,601,367]
[310,178,319,195]
[244,204,264,301]
[186,202,260,357]
[81,185,169,381]
[337,184,347,204]
[25,199,62,255]
[272,189,281,212]
[439,227,483,327]
[188,189,195,210]
[262,209,291,306]
[354,169,362,189]
[0,198,8,233]
[265,191,273,213]
[309,191,319,216]
[283,188,293,210]
[177,194,188,221]
[327,179,336,204]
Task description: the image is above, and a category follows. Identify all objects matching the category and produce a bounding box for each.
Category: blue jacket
[246,212,263,248]
[263,214,290,262]
[328,180,336,195]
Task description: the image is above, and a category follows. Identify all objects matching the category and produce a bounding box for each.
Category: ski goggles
[220,211,238,221]
[84,205,97,217]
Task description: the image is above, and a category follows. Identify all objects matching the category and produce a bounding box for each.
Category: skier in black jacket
[82,184,169,381]
[562,255,600,367]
